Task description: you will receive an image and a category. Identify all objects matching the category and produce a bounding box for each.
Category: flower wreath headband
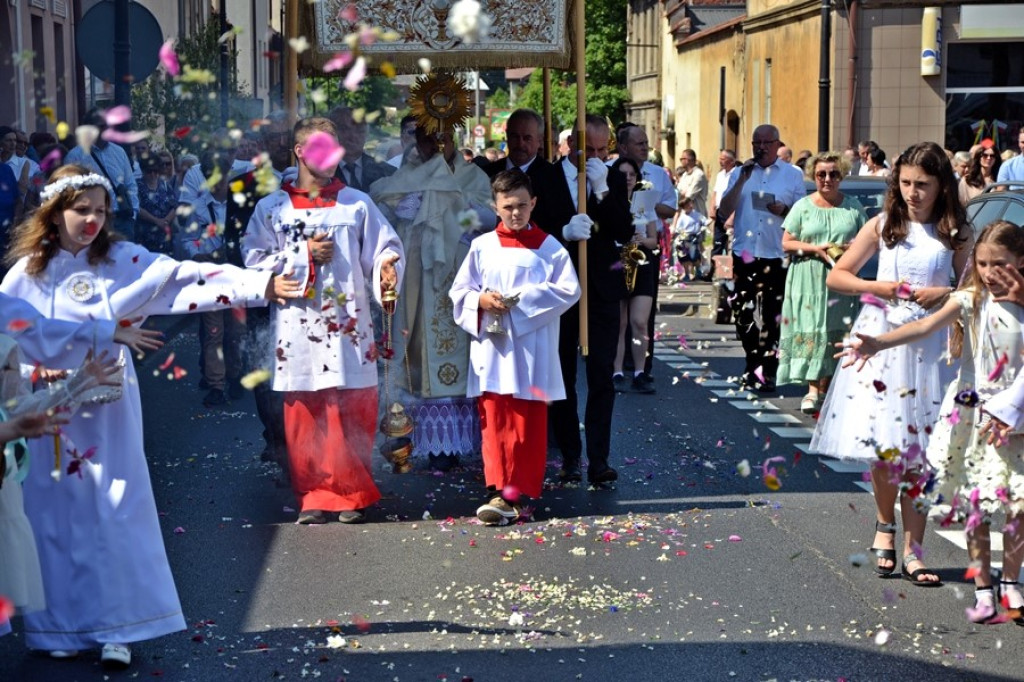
[39,173,114,204]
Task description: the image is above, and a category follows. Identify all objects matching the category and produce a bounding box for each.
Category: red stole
[282,178,345,209]
[495,221,547,249]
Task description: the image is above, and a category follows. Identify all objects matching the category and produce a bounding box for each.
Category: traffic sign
[474,124,486,137]
[76,0,162,84]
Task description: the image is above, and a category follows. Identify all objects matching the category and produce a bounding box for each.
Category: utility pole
[113,0,131,107]
[220,1,230,125]
[818,0,832,152]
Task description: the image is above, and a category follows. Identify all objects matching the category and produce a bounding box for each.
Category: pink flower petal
[343,56,367,92]
[323,51,353,73]
[159,39,181,76]
[728,534,742,542]
[339,3,358,22]
[301,131,345,173]
[895,282,913,300]
[104,105,132,126]
[39,147,63,173]
[859,292,887,309]
[988,352,1009,382]
[101,128,149,144]
[739,249,754,264]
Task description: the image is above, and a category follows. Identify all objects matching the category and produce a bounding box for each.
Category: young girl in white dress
[0,165,298,667]
[1,337,122,636]
[810,142,973,586]
[846,220,1024,623]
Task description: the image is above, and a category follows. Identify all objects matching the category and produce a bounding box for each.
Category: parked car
[965,182,1024,234]
[803,175,888,279]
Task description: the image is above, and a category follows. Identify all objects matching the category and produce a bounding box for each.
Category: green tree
[304,73,400,116]
[517,0,629,127]
[486,87,510,110]
[131,13,248,151]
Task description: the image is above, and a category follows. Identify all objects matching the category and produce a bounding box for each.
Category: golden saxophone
[621,239,648,293]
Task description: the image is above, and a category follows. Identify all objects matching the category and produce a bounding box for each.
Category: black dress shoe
[558,460,582,482]
[588,466,619,484]
[202,388,228,407]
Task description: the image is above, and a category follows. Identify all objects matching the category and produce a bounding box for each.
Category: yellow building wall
[667,28,746,174]
[743,8,822,155]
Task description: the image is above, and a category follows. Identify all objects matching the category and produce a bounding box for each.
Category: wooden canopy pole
[284,0,299,127]
[574,0,588,355]
[543,68,553,160]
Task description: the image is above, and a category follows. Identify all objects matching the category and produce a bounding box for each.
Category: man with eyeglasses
[717,124,805,392]
[996,129,1024,182]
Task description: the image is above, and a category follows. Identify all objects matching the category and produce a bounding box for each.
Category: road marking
[749,412,802,424]
[654,339,986,558]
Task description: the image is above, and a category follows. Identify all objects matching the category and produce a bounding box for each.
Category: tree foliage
[517,0,629,128]
[131,13,247,148]
[304,73,401,116]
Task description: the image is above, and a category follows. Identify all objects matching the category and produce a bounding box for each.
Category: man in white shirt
[613,123,676,221]
[718,124,805,392]
[997,130,1024,182]
[675,148,707,217]
[709,149,737,262]
[386,115,418,168]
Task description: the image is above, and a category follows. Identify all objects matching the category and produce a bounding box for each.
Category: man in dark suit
[483,109,632,484]
[328,106,396,191]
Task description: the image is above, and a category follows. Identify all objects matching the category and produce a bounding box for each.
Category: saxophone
[622,239,648,293]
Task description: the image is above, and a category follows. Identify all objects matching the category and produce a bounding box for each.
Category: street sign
[76,0,162,84]
[474,124,486,137]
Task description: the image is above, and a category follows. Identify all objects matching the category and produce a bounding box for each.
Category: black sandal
[901,556,943,587]
[870,521,897,576]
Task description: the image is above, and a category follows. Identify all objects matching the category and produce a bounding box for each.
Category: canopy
[299,0,576,73]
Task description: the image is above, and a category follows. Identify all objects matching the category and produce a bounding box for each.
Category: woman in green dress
[779,151,868,413]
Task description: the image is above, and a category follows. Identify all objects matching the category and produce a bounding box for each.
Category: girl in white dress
[0,165,298,667]
[811,142,973,586]
[845,220,1024,623]
[1,336,122,636]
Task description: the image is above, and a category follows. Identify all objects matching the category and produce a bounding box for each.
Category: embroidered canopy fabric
[301,0,575,73]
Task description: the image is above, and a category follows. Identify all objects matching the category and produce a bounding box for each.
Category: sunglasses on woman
[815,170,842,181]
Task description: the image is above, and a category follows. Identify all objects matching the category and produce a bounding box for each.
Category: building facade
[634,1,1024,171]
[0,0,280,133]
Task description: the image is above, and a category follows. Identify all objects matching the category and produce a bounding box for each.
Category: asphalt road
[2,281,1022,681]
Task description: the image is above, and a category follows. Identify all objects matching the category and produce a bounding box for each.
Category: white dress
[0,242,272,650]
[811,218,956,460]
[927,292,1024,516]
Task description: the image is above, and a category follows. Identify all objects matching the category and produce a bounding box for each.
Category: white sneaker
[101,642,132,668]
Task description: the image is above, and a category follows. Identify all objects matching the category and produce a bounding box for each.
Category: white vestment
[450,230,580,401]
[0,242,272,650]
[241,183,405,393]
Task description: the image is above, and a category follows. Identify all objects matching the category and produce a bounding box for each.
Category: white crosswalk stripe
[652,339,990,560]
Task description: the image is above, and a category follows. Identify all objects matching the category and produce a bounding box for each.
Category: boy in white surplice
[450,170,580,526]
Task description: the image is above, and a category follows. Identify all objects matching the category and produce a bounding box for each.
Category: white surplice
[450,230,580,401]
[0,241,272,650]
[241,184,405,393]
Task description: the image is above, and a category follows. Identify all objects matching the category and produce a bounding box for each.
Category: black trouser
[246,307,286,461]
[731,255,786,380]
[549,296,620,475]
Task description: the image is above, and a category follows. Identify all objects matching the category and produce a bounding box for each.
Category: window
[946,42,1024,152]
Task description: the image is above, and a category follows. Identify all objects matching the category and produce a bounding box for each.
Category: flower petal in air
[343,56,367,92]
[301,131,345,174]
[159,39,180,76]
[104,105,132,126]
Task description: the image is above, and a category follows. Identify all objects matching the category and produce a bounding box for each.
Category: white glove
[584,158,609,196]
[562,214,593,242]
